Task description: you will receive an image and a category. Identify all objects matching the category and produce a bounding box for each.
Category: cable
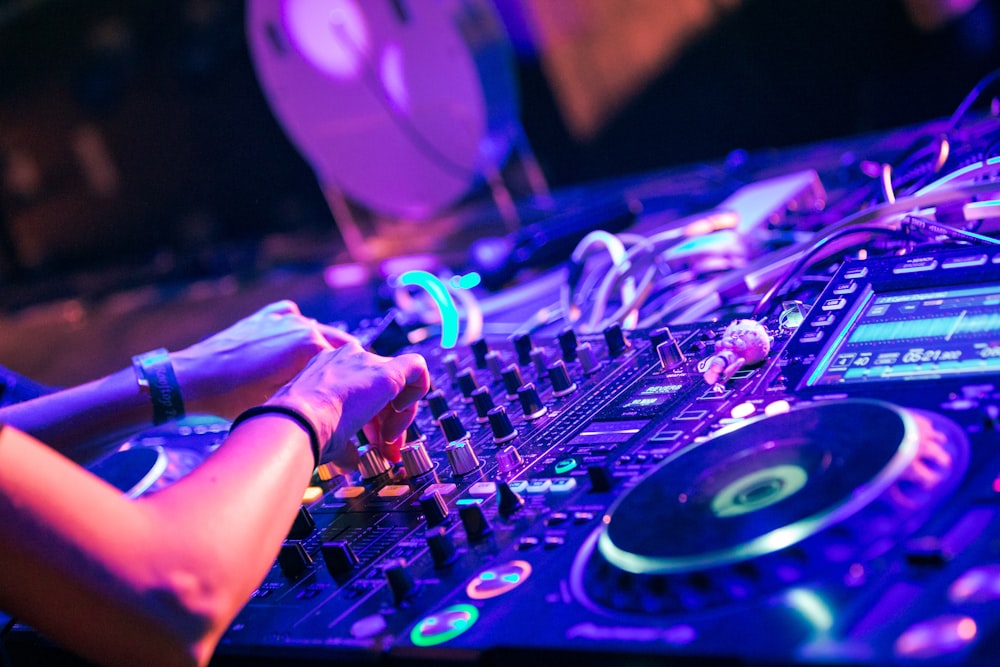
[947,68,1000,132]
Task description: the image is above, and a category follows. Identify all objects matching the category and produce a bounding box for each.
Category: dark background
[0,0,998,302]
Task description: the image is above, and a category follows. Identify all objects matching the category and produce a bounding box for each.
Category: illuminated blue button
[893,257,938,274]
[508,480,529,494]
[832,282,857,295]
[821,298,847,311]
[549,478,577,493]
[843,266,868,279]
[525,479,551,494]
[800,330,824,343]
[468,482,497,497]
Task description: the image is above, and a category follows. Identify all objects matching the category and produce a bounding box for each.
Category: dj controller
[10,106,1000,667]
[188,245,1000,666]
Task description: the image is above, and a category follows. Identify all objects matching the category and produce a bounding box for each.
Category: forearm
[0,367,150,460]
[0,416,315,667]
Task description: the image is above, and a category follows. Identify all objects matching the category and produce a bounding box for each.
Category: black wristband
[230,405,321,469]
[132,348,185,425]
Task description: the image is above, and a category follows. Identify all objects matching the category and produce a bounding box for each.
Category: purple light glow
[282,0,368,79]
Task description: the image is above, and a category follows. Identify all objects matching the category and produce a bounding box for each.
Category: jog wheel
[571,399,968,615]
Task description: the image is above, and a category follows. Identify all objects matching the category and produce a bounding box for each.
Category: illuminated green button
[411,604,479,647]
[466,560,533,600]
[554,458,578,475]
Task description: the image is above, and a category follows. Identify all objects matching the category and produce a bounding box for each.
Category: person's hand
[265,341,430,470]
[170,300,357,419]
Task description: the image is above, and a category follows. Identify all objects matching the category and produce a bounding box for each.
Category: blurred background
[1,0,998,383]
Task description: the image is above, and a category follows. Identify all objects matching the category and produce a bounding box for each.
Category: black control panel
[188,245,1000,666]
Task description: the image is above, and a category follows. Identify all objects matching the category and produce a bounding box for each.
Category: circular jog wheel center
[585,399,967,612]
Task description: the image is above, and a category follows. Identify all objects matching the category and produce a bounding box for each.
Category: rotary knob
[604,323,630,358]
[547,360,577,397]
[445,438,480,476]
[357,444,390,480]
[496,443,524,476]
[470,338,490,369]
[459,503,493,543]
[471,386,495,423]
[321,540,359,577]
[401,439,434,478]
[405,421,426,443]
[656,337,686,371]
[438,411,468,442]
[502,364,524,400]
[487,405,518,444]
[530,347,549,377]
[426,389,450,419]
[383,558,417,605]
[456,368,480,402]
[558,327,578,362]
[419,488,450,527]
[485,350,505,380]
[513,333,534,366]
[497,480,525,517]
[443,353,460,386]
[518,383,547,421]
[576,342,601,375]
[426,525,459,568]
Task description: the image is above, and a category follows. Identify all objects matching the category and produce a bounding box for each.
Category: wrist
[230,405,321,469]
[132,348,185,425]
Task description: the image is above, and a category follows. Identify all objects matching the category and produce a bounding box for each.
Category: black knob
[383,558,416,605]
[656,338,686,371]
[558,327,578,362]
[604,323,630,358]
[513,333,534,366]
[587,465,615,493]
[501,364,524,400]
[426,390,450,419]
[426,525,459,568]
[649,327,673,350]
[487,405,518,443]
[443,353,460,385]
[405,421,426,443]
[321,540,359,577]
[470,338,490,369]
[530,347,548,376]
[278,542,313,578]
[517,383,547,421]
[546,360,577,397]
[485,350,504,380]
[471,386,495,422]
[497,481,525,518]
[439,411,468,442]
[419,488,450,528]
[459,504,493,543]
[287,506,316,540]
[456,368,480,402]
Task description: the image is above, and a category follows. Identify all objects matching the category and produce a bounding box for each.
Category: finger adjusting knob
[546,360,577,397]
[517,383,547,421]
[445,438,480,476]
[401,439,434,478]
[487,405,518,444]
